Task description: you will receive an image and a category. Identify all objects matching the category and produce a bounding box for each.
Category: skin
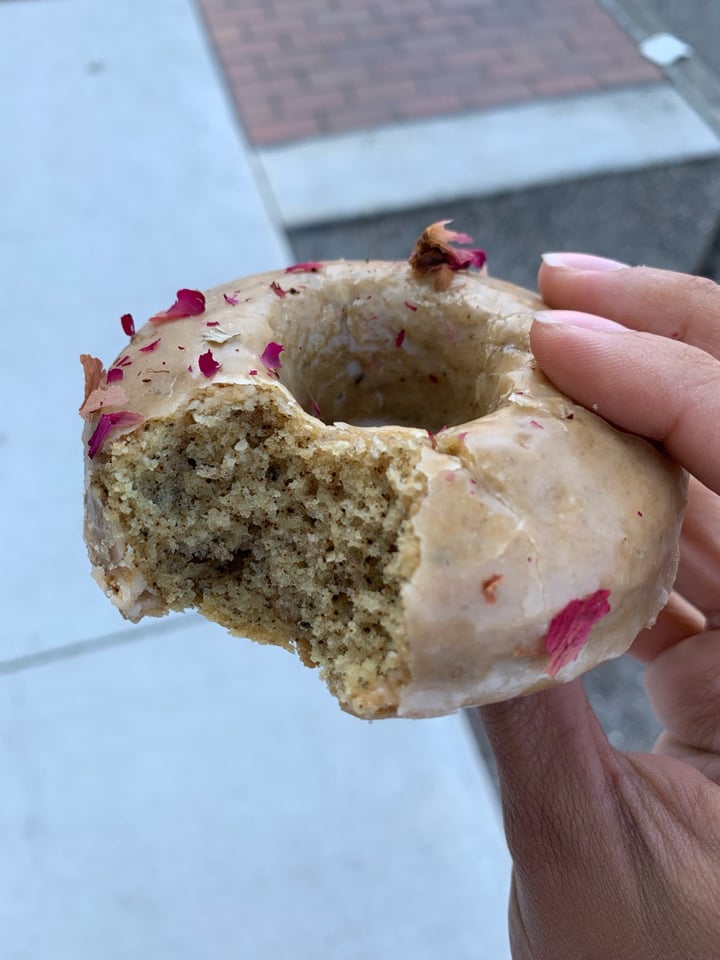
[479,254,720,960]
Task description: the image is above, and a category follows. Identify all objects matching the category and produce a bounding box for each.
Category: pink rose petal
[260,341,283,370]
[270,281,287,298]
[545,589,612,677]
[139,337,161,353]
[404,301,418,312]
[198,349,221,378]
[150,288,206,322]
[285,262,323,273]
[223,293,239,306]
[88,411,143,458]
[80,354,104,405]
[121,313,135,337]
[395,329,406,348]
[107,367,124,383]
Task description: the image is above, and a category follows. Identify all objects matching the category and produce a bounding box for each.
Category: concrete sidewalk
[196,0,719,227]
[0,1,511,958]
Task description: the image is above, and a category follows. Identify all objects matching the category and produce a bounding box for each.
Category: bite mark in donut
[81,226,686,718]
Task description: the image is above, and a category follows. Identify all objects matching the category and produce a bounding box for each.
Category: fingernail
[541,252,629,272]
[534,310,628,333]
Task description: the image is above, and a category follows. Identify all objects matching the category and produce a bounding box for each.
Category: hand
[479,254,720,960]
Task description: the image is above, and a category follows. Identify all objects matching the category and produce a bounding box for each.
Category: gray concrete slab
[0,620,511,960]
[289,156,720,287]
[259,84,719,228]
[0,0,290,659]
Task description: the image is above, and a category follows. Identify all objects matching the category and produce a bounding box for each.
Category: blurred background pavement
[1,0,719,956]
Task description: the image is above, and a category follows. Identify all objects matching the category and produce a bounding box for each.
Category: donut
[81,223,686,719]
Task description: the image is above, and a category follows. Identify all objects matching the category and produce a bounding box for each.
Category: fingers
[645,631,720,757]
[630,591,706,664]
[674,479,720,616]
[478,681,618,866]
[538,255,720,359]
[653,733,720,787]
[529,317,720,493]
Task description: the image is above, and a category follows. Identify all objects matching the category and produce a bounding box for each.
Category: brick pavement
[197,0,660,147]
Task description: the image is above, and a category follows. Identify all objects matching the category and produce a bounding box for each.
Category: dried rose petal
[198,349,221,378]
[114,355,132,367]
[139,337,161,353]
[395,329,405,348]
[223,293,239,306]
[121,313,135,337]
[107,367,124,383]
[482,574,503,604]
[80,354,104,405]
[150,288,206,322]
[248,369,258,376]
[404,301,418,312]
[530,419,544,430]
[80,383,130,419]
[270,281,287,298]
[409,220,487,291]
[260,341,284,370]
[545,589,611,677]
[88,411,143,458]
[285,262,323,273]
[206,320,220,327]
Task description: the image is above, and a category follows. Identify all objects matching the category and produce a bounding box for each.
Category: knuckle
[685,273,720,307]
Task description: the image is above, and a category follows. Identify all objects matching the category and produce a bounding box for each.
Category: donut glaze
[82,260,686,718]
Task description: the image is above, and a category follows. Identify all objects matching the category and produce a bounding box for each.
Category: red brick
[250,118,323,146]
[531,75,599,97]
[196,0,662,146]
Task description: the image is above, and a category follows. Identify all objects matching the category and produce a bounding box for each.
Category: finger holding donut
[480,257,720,959]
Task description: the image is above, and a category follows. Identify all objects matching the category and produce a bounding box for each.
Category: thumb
[478,680,617,867]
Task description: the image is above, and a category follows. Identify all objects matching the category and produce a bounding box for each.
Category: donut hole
[273,281,519,431]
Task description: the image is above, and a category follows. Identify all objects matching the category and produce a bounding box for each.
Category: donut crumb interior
[95,384,424,717]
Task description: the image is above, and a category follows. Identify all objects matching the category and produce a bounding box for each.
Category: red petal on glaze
[530,419,544,430]
[248,369,258,376]
[285,262,323,273]
[139,337,161,353]
[87,411,143,458]
[107,367,124,383]
[121,313,135,337]
[114,355,132,367]
[395,329,406,348]
[206,320,220,327]
[150,288,206,322]
[223,293,239,306]
[404,301,418,311]
[270,281,287,298]
[260,341,284,370]
[545,589,612,677]
[198,349,221,378]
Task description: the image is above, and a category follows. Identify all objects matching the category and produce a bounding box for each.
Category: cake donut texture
[81,226,686,718]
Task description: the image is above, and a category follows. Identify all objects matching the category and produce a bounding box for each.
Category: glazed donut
[81,224,686,719]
